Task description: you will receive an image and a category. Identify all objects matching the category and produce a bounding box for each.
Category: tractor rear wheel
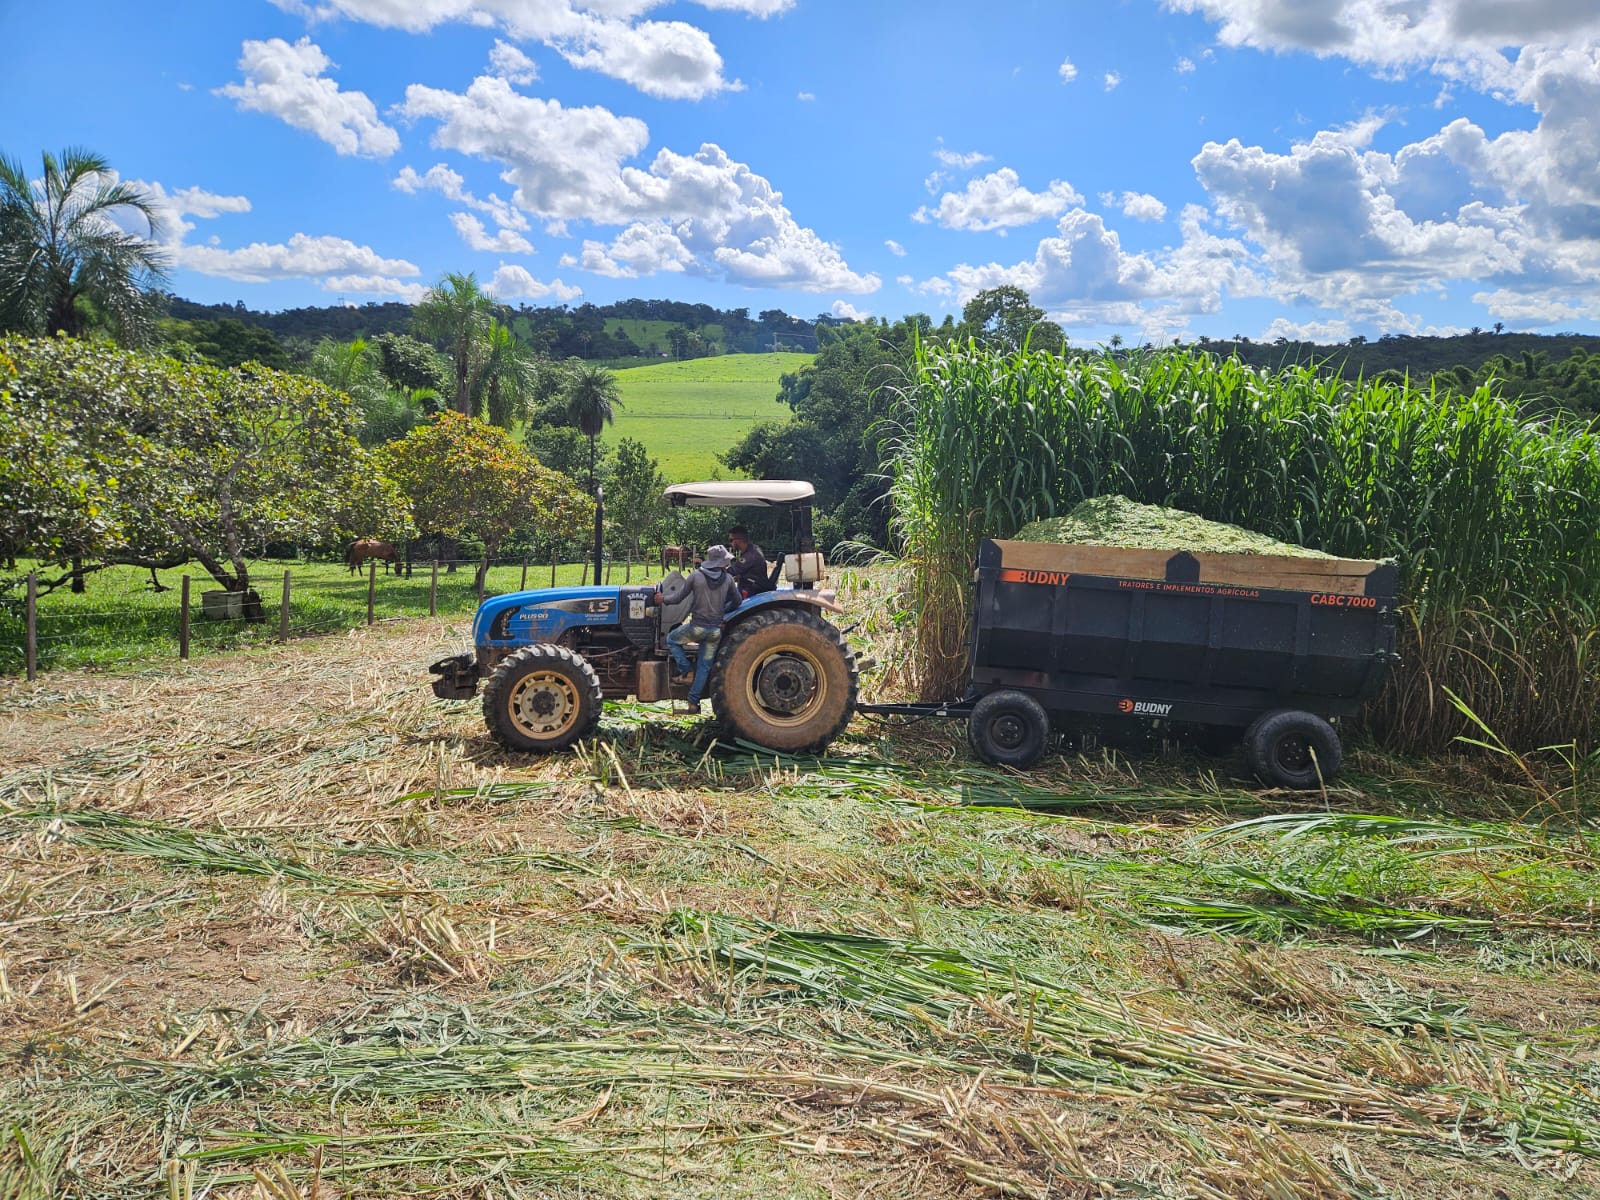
[482,644,603,753]
[709,608,857,754]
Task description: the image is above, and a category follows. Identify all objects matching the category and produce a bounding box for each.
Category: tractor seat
[658,570,696,629]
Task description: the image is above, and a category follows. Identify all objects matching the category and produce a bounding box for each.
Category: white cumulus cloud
[400,76,878,292]
[1058,57,1078,82]
[914,168,1084,232]
[268,0,769,99]
[216,37,399,157]
[178,232,420,284]
[1100,190,1168,222]
[488,263,583,301]
[449,211,535,253]
[488,39,538,84]
[393,163,530,232]
[885,239,906,256]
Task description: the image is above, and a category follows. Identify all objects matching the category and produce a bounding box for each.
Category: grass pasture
[2,571,1598,1198]
[1,558,649,677]
[611,352,810,480]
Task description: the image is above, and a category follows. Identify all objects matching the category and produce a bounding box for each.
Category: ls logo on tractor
[1119,698,1174,716]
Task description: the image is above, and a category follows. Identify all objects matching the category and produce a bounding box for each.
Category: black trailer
[863,538,1398,789]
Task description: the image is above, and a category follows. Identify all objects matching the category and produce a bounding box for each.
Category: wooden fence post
[550,554,557,587]
[429,560,438,616]
[279,570,291,642]
[24,572,37,682]
[367,558,377,626]
[520,558,528,591]
[179,575,191,661]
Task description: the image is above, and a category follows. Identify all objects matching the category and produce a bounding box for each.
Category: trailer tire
[483,644,603,753]
[710,608,857,754]
[967,690,1051,769]
[1244,709,1342,789]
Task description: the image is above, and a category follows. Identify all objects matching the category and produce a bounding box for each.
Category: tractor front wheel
[709,609,857,754]
[482,644,603,753]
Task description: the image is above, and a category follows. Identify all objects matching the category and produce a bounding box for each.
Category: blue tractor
[428,480,859,755]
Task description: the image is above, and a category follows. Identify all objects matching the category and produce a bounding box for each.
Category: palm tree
[563,362,624,493]
[0,147,168,343]
[475,320,539,430]
[412,272,494,414]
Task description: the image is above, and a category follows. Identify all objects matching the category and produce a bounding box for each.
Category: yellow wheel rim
[507,669,581,739]
[742,642,828,728]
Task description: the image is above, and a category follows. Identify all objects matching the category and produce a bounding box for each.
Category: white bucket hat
[701,544,734,570]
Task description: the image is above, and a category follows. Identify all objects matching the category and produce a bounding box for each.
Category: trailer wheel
[482,644,603,753]
[967,690,1051,769]
[710,608,858,754]
[1244,710,1342,789]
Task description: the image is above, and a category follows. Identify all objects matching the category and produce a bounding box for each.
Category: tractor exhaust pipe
[592,484,604,586]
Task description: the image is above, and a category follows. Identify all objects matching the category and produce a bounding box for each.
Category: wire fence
[4,551,666,680]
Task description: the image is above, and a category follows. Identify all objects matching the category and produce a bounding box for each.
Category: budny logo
[1119,698,1173,716]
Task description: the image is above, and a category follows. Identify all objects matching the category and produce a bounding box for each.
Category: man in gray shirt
[656,544,742,710]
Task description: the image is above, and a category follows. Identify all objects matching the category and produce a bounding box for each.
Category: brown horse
[347,539,400,574]
[660,544,691,572]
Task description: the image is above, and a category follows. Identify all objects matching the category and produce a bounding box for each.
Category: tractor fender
[726,590,844,628]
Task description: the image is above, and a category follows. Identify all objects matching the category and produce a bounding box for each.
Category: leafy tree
[0,148,168,344]
[1,335,409,605]
[413,272,494,414]
[607,437,667,565]
[371,332,451,396]
[563,361,623,492]
[959,285,1064,353]
[723,319,913,546]
[526,425,610,487]
[379,412,589,593]
[160,317,290,370]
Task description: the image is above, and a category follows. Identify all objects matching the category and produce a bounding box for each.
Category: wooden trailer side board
[991,540,1391,598]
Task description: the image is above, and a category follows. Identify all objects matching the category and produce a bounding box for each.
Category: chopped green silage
[1013,495,1338,558]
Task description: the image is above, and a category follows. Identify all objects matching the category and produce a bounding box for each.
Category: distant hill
[611,352,811,481]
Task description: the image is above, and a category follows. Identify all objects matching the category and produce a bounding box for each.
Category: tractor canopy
[662,480,815,508]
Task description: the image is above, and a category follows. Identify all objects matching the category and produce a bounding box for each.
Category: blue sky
[4,0,1599,342]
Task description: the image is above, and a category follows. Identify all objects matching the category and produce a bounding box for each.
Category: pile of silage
[1013,495,1338,559]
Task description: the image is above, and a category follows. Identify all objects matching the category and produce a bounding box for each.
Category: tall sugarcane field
[4,345,1600,1200]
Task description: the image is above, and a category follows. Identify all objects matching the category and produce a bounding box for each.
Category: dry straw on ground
[2,595,1596,1198]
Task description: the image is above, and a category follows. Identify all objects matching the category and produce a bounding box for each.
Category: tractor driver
[727,525,771,598]
[655,544,741,712]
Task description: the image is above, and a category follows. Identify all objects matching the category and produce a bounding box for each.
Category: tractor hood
[663,480,814,508]
[473,586,629,649]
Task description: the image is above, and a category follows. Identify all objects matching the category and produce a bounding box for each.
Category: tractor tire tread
[708,607,858,755]
[482,643,603,753]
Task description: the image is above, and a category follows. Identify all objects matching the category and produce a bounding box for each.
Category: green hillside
[611,351,811,480]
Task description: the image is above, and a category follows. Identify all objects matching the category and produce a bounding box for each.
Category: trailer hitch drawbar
[855,699,976,719]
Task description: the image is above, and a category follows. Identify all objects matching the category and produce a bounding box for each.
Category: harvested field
[2,577,1597,1198]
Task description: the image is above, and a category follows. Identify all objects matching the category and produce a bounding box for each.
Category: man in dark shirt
[727,525,771,597]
